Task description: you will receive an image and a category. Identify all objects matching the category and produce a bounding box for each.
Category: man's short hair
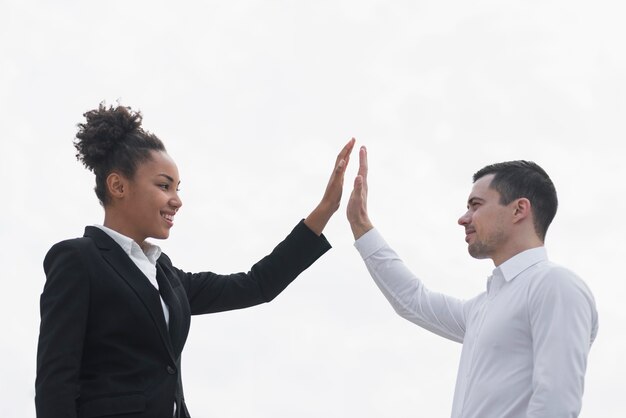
[473,161,558,241]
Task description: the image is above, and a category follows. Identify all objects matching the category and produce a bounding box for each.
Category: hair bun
[74,103,144,172]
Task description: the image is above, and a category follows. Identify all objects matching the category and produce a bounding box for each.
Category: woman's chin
[150,230,171,240]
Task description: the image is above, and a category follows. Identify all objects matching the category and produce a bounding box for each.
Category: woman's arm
[167,220,331,314]
[36,240,91,418]
[169,139,355,314]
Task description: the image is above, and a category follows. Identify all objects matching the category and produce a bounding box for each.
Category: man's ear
[512,198,531,224]
[106,172,127,200]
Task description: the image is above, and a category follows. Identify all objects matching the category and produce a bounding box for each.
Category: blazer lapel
[156,264,185,356]
[84,227,176,362]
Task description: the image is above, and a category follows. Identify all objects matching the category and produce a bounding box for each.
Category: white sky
[1,1,625,417]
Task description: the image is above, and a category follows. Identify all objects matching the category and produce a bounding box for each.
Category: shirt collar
[92,224,162,264]
[494,246,548,282]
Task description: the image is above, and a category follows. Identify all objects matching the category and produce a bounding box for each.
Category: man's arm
[527,266,598,417]
[347,146,467,342]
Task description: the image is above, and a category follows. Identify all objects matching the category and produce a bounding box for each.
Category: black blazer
[36,221,330,418]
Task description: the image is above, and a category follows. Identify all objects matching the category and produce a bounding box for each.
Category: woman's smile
[161,211,175,227]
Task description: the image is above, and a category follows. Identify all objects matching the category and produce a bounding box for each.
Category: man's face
[458,174,512,261]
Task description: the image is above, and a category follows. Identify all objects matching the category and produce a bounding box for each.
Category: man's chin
[468,244,489,260]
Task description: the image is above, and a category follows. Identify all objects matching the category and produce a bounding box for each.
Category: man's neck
[492,238,544,267]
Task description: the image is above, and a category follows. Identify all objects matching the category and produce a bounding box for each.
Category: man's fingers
[348,175,367,215]
[358,146,368,179]
[353,174,366,200]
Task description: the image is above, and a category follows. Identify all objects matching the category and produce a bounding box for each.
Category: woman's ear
[106,172,127,200]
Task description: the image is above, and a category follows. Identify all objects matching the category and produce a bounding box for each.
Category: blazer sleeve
[162,220,331,315]
[36,239,91,418]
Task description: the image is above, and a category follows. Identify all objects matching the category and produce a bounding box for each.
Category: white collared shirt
[93,225,169,326]
[355,228,598,418]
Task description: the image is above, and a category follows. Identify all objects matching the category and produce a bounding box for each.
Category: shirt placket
[460,273,503,417]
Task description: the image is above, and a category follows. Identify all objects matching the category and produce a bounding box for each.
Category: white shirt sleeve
[355,228,467,343]
[526,265,599,418]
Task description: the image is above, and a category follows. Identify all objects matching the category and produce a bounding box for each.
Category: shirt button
[166,365,176,375]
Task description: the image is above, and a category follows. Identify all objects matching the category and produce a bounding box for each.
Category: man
[346,146,598,418]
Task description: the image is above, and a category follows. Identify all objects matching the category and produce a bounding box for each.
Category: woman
[35,104,355,418]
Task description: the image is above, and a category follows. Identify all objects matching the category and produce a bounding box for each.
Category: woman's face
[120,150,182,243]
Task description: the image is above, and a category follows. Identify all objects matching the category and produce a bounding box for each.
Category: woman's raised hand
[304,138,356,235]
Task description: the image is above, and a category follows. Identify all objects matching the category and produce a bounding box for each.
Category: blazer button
[166,365,176,375]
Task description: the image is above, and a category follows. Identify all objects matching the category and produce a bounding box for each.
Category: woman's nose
[171,194,183,210]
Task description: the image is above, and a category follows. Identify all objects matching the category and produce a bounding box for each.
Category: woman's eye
[159,184,169,190]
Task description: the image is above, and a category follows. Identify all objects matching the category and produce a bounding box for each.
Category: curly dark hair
[473,160,558,241]
[74,104,166,205]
